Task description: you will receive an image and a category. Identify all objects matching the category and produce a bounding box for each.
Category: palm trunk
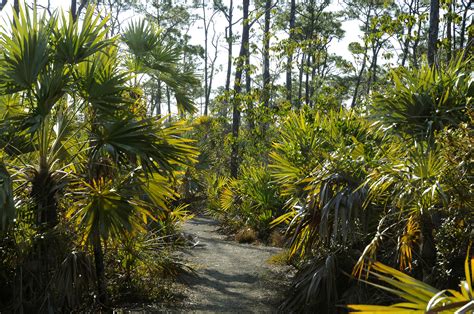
[93,234,109,310]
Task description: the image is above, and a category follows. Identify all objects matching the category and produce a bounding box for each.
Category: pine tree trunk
[427,0,439,66]
[230,0,250,178]
[286,0,296,105]
[71,0,77,21]
[261,0,271,107]
[203,0,209,115]
[225,0,233,93]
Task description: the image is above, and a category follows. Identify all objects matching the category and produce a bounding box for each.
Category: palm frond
[0,5,52,93]
[89,116,197,175]
[77,46,131,114]
[53,6,112,65]
[348,248,474,314]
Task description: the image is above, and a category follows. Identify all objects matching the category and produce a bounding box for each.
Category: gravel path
[179,216,291,313]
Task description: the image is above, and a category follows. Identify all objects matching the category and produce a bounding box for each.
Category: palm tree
[122,20,199,115]
[0,5,197,310]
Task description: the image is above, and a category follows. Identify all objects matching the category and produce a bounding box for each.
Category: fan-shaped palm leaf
[89,116,197,175]
[122,20,198,114]
[348,246,474,313]
[77,46,131,114]
[0,6,53,93]
[53,6,112,65]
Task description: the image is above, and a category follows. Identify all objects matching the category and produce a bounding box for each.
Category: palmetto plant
[219,166,283,238]
[270,109,387,312]
[123,20,199,114]
[371,57,472,143]
[271,109,383,257]
[354,59,473,282]
[348,246,474,313]
[0,5,197,311]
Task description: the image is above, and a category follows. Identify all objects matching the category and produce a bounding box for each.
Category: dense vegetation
[0,0,473,312]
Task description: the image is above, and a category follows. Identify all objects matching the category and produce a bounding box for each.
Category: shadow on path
[179,215,288,313]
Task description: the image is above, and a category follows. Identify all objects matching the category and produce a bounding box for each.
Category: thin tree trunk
[220,0,233,118]
[225,0,233,92]
[446,3,452,62]
[401,0,415,67]
[412,8,423,68]
[156,81,161,116]
[230,0,250,178]
[304,53,310,104]
[286,0,296,105]
[207,27,218,115]
[351,50,367,108]
[459,0,472,50]
[93,234,109,310]
[351,10,371,108]
[427,0,440,66]
[203,0,209,115]
[261,0,271,107]
[245,24,253,130]
[71,0,77,21]
[297,52,305,107]
[310,55,316,107]
[13,0,18,14]
[166,86,171,122]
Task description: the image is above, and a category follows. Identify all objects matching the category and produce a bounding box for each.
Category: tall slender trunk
[230,0,250,178]
[286,0,296,105]
[225,0,233,93]
[71,0,77,21]
[401,0,415,67]
[446,3,452,62]
[297,52,305,107]
[245,29,253,130]
[412,8,423,68]
[351,50,367,108]
[304,2,315,106]
[220,1,233,118]
[309,55,316,107]
[427,0,440,66]
[304,53,310,104]
[261,0,271,107]
[459,0,472,50]
[156,81,161,116]
[166,86,171,122]
[13,0,19,14]
[246,51,254,130]
[351,10,371,108]
[93,234,109,310]
[203,0,209,115]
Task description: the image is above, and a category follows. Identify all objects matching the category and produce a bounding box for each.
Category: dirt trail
[179,216,290,313]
